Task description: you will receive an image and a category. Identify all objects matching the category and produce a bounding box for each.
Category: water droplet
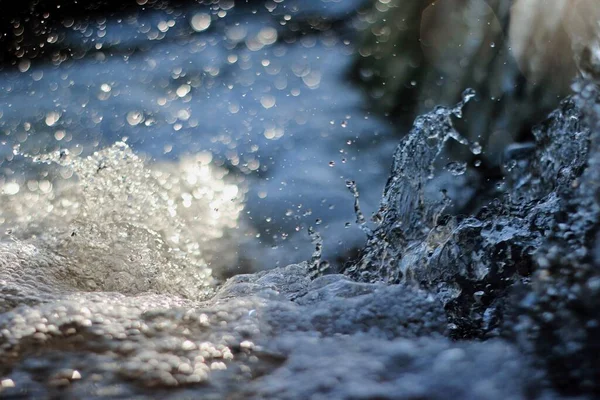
[2,182,20,195]
[446,161,467,176]
[260,95,276,109]
[452,88,475,118]
[126,111,144,126]
[345,180,371,236]
[257,27,278,46]
[461,88,476,103]
[190,13,211,32]
[45,111,61,126]
[470,141,482,155]
[100,83,112,93]
[18,59,30,73]
[176,84,191,97]
[1,379,15,388]
[504,160,517,172]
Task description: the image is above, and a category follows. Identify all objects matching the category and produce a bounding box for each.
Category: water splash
[451,88,476,120]
[344,84,597,344]
[446,161,468,176]
[308,226,329,279]
[345,179,372,236]
[0,142,245,301]
[345,89,475,283]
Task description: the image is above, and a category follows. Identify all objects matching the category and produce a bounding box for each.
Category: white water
[1,142,245,302]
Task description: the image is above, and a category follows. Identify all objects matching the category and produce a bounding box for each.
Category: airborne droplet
[446,161,467,176]
[190,13,211,32]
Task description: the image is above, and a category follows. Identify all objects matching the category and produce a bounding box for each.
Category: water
[343,82,598,346]
[344,89,476,284]
[2,141,246,302]
[1,76,596,396]
[2,1,600,393]
[0,0,390,271]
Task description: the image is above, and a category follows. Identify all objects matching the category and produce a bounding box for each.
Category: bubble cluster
[1,142,245,301]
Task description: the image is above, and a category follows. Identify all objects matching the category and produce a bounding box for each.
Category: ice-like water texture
[345,84,594,344]
[1,142,245,304]
[341,79,600,395]
[511,80,600,393]
[345,89,474,284]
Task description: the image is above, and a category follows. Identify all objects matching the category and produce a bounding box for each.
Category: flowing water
[2,1,600,398]
[0,0,393,272]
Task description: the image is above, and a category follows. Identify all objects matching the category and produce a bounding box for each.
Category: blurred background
[0,0,588,275]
